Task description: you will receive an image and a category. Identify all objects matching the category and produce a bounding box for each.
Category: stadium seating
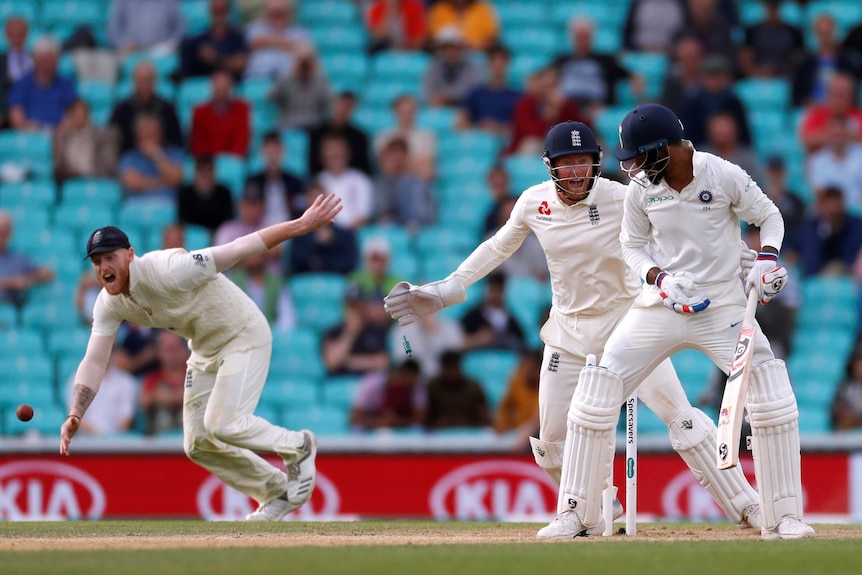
[462,349,520,408]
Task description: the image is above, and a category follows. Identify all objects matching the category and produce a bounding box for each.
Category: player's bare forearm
[69,384,97,418]
[645,267,661,285]
[257,193,342,249]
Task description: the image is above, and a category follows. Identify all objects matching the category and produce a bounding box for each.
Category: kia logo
[0,461,106,520]
[429,461,557,520]
[661,461,772,519]
[196,473,342,521]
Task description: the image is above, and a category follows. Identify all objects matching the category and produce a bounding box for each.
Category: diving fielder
[384,121,762,534]
[60,193,343,522]
[541,104,814,540]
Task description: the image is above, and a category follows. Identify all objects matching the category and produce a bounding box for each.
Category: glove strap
[757,252,778,263]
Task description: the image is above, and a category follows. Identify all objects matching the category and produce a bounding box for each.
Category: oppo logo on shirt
[648,195,675,204]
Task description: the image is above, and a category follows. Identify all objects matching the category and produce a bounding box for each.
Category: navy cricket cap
[615,104,685,162]
[84,226,131,260]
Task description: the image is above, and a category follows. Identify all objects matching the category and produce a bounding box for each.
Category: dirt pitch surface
[1,525,856,551]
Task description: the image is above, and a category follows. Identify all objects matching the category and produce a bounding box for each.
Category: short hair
[33,35,60,55]
[487,272,506,289]
[440,350,462,369]
[398,358,421,375]
[195,155,215,170]
[382,137,409,155]
[486,44,511,59]
[262,130,282,146]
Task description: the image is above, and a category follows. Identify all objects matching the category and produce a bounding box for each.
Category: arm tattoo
[72,384,97,416]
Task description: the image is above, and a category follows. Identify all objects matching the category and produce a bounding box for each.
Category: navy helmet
[542,121,603,196]
[615,104,684,186]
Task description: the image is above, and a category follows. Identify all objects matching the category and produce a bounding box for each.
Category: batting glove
[744,252,788,304]
[656,271,711,314]
[383,277,467,326]
[739,246,758,283]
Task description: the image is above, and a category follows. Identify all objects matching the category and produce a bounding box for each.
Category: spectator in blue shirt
[178,0,249,81]
[0,211,54,307]
[108,0,185,57]
[9,36,76,131]
[119,113,185,204]
[456,44,520,136]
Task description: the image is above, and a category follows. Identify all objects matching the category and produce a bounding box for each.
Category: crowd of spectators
[2,0,862,437]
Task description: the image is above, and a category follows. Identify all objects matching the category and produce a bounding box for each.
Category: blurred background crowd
[1,0,862,448]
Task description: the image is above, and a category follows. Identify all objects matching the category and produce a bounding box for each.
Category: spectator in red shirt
[799,72,862,153]
[506,66,585,155]
[190,69,250,158]
[140,330,190,436]
[366,0,426,54]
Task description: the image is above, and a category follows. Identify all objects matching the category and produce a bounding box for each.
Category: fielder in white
[384,121,762,534]
[542,104,814,540]
[60,193,343,521]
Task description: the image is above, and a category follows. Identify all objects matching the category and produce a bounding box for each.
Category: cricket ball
[16,404,34,422]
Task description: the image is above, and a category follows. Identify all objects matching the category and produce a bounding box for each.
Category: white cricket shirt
[620,143,784,305]
[453,177,640,316]
[91,249,272,364]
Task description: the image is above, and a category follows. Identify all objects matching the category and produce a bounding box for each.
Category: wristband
[757,252,778,262]
[655,271,668,288]
[67,414,81,421]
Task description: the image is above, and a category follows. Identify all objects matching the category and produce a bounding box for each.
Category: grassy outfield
[0,521,860,575]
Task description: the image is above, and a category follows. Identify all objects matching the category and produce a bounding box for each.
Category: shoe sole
[761,530,816,540]
[536,529,589,540]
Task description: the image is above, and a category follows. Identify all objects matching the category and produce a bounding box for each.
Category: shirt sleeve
[620,183,660,281]
[450,193,532,287]
[91,291,122,337]
[168,248,219,290]
[725,160,785,251]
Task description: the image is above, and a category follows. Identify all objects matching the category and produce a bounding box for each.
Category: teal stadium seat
[0,303,16,329]
[319,53,369,88]
[283,404,350,436]
[496,2,549,28]
[238,77,273,105]
[39,0,105,31]
[46,326,91,363]
[631,400,669,435]
[21,299,82,332]
[0,328,44,358]
[289,273,348,333]
[362,80,421,108]
[61,178,123,208]
[0,180,57,210]
[309,25,367,55]
[503,155,548,192]
[321,374,363,410]
[77,81,115,111]
[734,78,791,112]
[416,107,457,134]
[740,0,804,26]
[0,131,53,179]
[5,203,51,234]
[504,276,550,348]
[259,378,320,410]
[415,226,477,259]
[271,327,326,380]
[118,201,177,233]
[438,131,504,159]
[507,54,547,90]
[371,51,430,84]
[214,154,247,199]
[297,0,359,26]
[671,349,716,401]
[178,0,211,35]
[176,77,213,129]
[748,110,788,155]
[797,404,831,434]
[501,26,560,62]
[462,349,521,408]
[0,1,37,23]
[54,204,116,239]
[0,353,54,388]
[353,106,396,135]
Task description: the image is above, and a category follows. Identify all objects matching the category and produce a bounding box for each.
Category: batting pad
[746,359,803,528]
[530,437,565,485]
[558,366,623,527]
[669,408,758,524]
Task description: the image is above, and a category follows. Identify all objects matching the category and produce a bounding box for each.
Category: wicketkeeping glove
[656,271,711,314]
[744,252,788,304]
[383,277,467,326]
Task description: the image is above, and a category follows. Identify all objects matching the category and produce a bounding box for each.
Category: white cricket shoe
[284,429,318,508]
[245,494,294,522]
[741,504,762,530]
[761,516,815,540]
[537,510,592,539]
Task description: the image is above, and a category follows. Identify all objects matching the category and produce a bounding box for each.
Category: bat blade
[717,291,759,470]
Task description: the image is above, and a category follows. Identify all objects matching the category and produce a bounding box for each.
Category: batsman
[384,120,763,535]
[543,104,814,540]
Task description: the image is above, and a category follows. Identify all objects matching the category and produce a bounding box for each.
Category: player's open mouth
[103,273,116,284]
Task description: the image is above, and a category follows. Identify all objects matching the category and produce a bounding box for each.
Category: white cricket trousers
[600,301,776,396]
[538,302,695,443]
[183,344,308,505]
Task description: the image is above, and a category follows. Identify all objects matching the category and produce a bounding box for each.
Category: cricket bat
[716,290,759,470]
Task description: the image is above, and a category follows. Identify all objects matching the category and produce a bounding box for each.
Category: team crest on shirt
[698,190,714,210]
[588,203,600,225]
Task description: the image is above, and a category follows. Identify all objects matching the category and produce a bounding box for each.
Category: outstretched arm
[60,333,114,455]
[210,193,342,274]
